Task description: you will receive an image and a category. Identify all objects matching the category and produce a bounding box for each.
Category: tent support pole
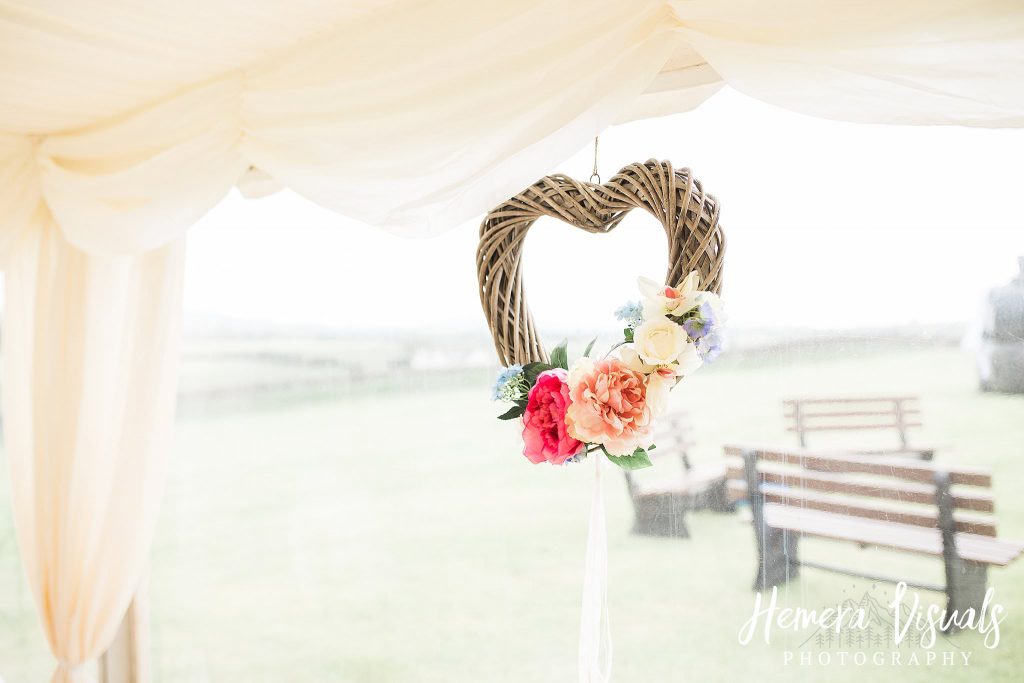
[99,585,150,683]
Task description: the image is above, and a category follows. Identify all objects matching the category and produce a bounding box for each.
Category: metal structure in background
[978,257,1024,393]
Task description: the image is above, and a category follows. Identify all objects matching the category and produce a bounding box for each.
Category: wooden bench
[724,445,1024,616]
[624,412,728,538]
[784,396,934,459]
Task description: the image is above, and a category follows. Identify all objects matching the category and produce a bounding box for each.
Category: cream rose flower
[633,315,689,366]
[638,271,701,318]
[620,342,703,378]
[621,344,701,417]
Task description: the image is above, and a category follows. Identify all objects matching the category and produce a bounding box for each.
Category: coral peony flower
[565,358,653,457]
[638,272,701,318]
[632,315,690,366]
[521,368,584,465]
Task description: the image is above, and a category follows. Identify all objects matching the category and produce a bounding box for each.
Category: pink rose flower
[522,368,585,465]
[565,358,653,456]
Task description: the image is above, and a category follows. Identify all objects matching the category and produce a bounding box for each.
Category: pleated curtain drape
[3,216,184,682]
[0,1,1022,680]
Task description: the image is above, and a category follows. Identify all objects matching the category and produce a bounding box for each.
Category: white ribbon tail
[579,452,612,683]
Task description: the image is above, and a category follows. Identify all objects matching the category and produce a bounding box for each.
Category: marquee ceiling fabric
[1,0,1022,256]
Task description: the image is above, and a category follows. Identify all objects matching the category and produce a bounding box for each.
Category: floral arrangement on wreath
[492,271,724,470]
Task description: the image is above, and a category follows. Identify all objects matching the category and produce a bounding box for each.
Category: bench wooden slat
[636,464,726,497]
[799,453,989,487]
[763,505,1021,566]
[727,478,999,536]
[724,465,995,512]
[724,445,991,487]
[785,408,920,418]
[783,396,926,452]
[787,422,923,432]
[783,397,919,405]
[727,480,997,536]
[852,447,936,458]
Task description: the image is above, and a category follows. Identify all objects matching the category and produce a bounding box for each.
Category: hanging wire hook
[589,136,601,184]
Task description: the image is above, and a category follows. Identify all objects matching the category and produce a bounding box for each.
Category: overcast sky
[182,87,1024,334]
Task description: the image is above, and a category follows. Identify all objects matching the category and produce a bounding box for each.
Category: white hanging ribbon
[578,452,612,683]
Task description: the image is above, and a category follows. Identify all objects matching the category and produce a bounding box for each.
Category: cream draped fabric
[2,216,184,682]
[2,0,1022,258]
[1,1,1023,680]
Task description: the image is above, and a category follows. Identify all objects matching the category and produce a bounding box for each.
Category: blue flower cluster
[614,300,643,328]
[491,364,527,401]
[683,302,723,362]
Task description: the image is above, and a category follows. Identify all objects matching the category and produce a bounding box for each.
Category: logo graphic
[738,581,1005,668]
[797,587,957,650]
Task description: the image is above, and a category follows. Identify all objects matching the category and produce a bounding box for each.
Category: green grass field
[2,342,1023,682]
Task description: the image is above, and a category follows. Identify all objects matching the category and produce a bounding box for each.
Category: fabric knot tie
[52,660,95,683]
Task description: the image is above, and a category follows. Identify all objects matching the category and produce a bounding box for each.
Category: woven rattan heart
[477,159,725,366]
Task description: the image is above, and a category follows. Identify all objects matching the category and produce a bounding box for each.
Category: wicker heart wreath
[478,159,726,468]
[476,159,726,683]
[478,159,725,367]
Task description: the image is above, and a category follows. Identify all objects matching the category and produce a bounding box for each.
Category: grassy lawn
[2,342,1023,682]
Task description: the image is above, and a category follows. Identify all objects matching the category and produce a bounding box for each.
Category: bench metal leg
[631,493,690,538]
[754,527,800,590]
[945,560,988,628]
[935,471,990,630]
[693,477,733,513]
[743,449,799,590]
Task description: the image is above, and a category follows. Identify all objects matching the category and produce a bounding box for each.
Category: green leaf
[583,336,597,358]
[550,338,569,370]
[605,447,653,470]
[604,340,627,358]
[522,361,553,385]
[497,400,527,420]
[623,328,634,343]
